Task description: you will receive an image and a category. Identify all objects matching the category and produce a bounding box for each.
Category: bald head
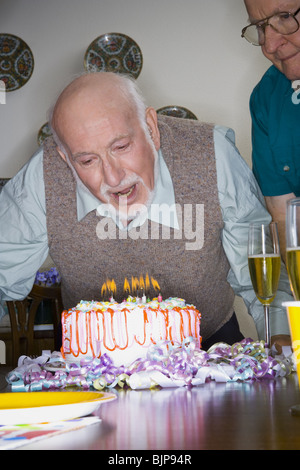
[50,72,147,149]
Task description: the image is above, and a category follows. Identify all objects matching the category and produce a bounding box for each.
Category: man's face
[56,89,160,221]
[244,0,300,80]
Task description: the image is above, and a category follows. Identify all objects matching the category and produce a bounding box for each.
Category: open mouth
[112,184,138,203]
[115,185,136,197]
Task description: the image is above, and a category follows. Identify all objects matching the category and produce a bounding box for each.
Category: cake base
[61,297,201,367]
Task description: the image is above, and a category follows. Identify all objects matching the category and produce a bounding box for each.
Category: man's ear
[145,107,160,151]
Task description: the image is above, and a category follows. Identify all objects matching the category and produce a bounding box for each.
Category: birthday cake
[61,297,201,367]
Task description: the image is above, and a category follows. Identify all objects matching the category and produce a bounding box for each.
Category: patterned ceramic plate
[84,32,143,78]
[0,33,34,91]
[37,122,52,146]
[157,106,198,120]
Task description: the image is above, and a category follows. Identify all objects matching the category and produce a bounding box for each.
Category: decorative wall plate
[157,106,198,120]
[37,122,52,146]
[0,34,34,91]
[84,33,143,78]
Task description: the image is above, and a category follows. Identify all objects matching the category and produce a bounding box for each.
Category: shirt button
[283,165,290,172]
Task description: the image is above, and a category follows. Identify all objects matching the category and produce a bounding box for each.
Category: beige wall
[0,0,270,177]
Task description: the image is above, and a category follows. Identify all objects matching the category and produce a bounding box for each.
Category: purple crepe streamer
[6,338,294,392]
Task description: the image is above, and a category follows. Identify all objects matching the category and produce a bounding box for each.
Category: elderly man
[0,72,293,350]
[242,0,300,258]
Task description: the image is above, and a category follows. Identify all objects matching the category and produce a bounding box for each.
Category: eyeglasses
[241,7,300,46]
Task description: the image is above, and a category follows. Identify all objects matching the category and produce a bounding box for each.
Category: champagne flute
[248,222,281,348]
[286,198,300,300]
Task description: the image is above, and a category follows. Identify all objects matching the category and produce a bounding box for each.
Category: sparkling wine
[248,254,281,305]
[286,248,300,300]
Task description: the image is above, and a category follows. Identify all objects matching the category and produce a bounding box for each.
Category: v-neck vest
[43,115,234,341]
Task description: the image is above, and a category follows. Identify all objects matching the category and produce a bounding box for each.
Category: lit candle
[123,289,129,302]
[142,291,147,303]
[123,278,131,298]
[101,282,107,300]
[158,293,162,302]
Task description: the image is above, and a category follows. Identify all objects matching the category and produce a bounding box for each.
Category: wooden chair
[5,284,63,367]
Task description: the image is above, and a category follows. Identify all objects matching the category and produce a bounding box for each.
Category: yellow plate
[0,391,116,425]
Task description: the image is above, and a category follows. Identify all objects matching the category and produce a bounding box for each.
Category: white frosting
[61,297,201,366]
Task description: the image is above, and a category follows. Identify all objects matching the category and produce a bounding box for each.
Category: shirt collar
[76,149,179,230]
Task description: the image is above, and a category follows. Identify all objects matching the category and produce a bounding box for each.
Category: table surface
[2,365,300,451]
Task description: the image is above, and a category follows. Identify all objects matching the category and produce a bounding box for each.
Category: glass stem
[264,304,270,348]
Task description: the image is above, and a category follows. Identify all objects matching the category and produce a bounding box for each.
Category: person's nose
[102,155,125,187]
[263,25,286,54]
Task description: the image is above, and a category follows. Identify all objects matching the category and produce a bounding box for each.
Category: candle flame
[145,273,150,292]
[102,274,160,298]
[123,277,131,294]
[101,283,107,297]
[139,275,145,291]
[131,276,139,293]
[151,276,160,292]
[108,279,117,294]
[101,279,117,298]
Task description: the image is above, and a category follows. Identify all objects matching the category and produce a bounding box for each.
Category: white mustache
[100,173,142,200]
[100,174,156,222]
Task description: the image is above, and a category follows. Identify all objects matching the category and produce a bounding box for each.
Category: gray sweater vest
[43,115,234,341]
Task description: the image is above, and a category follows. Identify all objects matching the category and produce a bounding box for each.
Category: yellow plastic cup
[283,302,300,415]
[283,302,300,382]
